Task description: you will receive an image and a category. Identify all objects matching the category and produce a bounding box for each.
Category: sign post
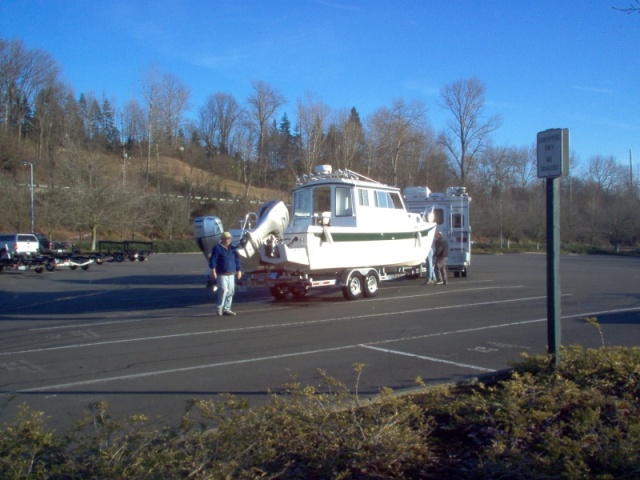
[537,128,569,367]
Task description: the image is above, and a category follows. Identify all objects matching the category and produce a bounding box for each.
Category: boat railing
[296,168,383,186]
[239,212,258,236]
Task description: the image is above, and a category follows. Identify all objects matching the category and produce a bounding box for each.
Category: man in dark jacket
[209,231,242,316]
[433,232,449,285]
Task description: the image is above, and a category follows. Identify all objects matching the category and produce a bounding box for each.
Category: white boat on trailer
[193,165,437,300]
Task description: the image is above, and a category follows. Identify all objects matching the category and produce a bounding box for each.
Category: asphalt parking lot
[1,252,639,430]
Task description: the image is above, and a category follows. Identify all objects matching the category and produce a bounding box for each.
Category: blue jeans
[427,249,436,281]
[217,274,236,311]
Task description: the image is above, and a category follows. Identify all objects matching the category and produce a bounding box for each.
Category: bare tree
[509,145,537,190]
[122,99,147,158]
[157,72,191,149]
[0,39,59,141]
[584,154,627,193]
[296,92,331,175]
[246,80,285,184]
[439,77,502,185]
[613,0,640,13]
[367,99,428,186]
[140,66,163,180]
[57,147,141,249]
[33,81,67,170]
[326,107,365,172]
[198,97,218,156]
[214,92,243,156]
[199,92,244,156]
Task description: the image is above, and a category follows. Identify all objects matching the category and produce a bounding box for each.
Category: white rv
[403,186,471,277]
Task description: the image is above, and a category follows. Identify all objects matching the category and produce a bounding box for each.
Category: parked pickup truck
[0,233,41,257]
[35,233,69,255]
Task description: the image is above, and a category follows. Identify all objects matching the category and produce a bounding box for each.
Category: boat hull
[260,223,436,272]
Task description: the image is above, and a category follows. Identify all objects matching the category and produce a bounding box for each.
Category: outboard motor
[240,200,289,259]
[193,216,224,261]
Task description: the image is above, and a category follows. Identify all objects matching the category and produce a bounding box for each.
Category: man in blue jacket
[209,231,242,316]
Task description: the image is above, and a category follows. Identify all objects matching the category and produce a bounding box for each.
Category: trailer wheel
[270,285,289,300]
[45,261,56,272]
[70,265,78,270]
[290,285,308,299]
[114,253,124,262]
[81,264,90,271]
[342,273,363,300]
[95,256,104,265]
[462,268,468,278]
[363,272,379,298]
[35,266,44,274]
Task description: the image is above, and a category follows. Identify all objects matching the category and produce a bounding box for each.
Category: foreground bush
[1,346,639,479]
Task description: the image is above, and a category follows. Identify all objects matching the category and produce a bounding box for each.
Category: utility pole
[21,161,35,233]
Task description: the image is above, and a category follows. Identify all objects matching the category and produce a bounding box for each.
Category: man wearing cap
[209,231,242,316]
[433,231,449,285]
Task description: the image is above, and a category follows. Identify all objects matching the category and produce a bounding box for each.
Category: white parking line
[24,284,509,333]
[2,293,547,356]
[8,304,640,394]
[360,345,493,372]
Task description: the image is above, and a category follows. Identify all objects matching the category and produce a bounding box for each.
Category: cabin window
[357,188,370,207]
[452,213,463,228]
[335,187,353,216]
[389,192,404,209]
[376,190,404,209]
[293,189,312,218]
[313,186,332,214]
[375,190,391,208]
[433,208,444,225]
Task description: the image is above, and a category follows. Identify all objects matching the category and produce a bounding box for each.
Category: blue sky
[2,0,639,173]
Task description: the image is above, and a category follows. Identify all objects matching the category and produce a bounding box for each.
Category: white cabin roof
[295,167,396,192]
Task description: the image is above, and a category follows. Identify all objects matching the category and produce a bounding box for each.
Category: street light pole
[21,161,34,233]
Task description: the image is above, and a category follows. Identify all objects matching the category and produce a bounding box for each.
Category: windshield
[293,189,312,218]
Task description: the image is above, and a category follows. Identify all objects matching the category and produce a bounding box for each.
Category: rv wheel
[363,272,379,298]
[342,273,363,300]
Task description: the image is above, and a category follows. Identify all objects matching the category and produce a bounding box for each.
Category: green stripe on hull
[317,225,435,242]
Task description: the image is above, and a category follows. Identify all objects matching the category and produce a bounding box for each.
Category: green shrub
[152,239,200,253]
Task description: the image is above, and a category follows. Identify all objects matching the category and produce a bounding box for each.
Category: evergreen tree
[87,98,102,144]
[63,92,84,147]
[78,93,89,143]
[101,98,120,150]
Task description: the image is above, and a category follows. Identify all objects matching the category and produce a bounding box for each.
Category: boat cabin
[291,166,407,228]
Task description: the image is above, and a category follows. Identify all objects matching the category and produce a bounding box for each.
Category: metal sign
[537,128,569,178]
